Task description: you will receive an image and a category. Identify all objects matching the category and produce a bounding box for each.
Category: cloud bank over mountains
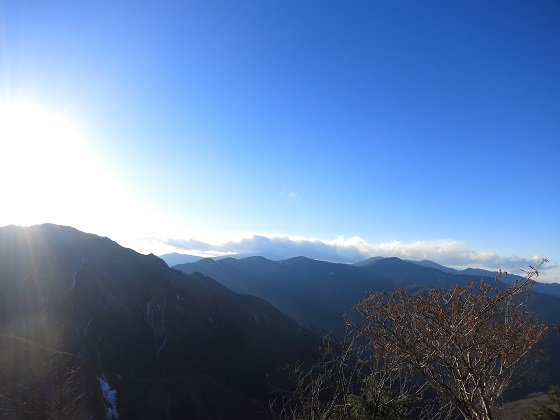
[164,234,556,279]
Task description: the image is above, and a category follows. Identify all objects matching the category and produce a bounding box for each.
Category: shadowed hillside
[174,256,485,334]
[0,224,321,419]
[175,254,560,399]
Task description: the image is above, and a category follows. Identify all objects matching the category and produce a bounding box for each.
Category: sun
[0,101,116,227]
[0,101,186,254]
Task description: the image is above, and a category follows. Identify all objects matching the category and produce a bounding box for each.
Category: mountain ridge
[0,224,321,419]
[174,255,488,335]
[174,253,560,399]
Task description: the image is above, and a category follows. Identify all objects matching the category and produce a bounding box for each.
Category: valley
[0,224,558,418]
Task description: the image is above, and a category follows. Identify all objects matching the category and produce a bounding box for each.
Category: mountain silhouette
[0,224,320,419]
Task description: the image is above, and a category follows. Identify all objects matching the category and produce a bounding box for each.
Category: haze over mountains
[164,251,560,299]
[162,251,503,278]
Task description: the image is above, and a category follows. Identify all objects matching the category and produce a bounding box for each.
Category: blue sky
[0,1,559,280]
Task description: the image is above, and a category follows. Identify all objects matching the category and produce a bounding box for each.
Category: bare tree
[270,327,364,420]
[353,259,551,420]
[269,326,431,420]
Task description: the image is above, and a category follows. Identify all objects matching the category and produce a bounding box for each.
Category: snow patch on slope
[98,374,118,419]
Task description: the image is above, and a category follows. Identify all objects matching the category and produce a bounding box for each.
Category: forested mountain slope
[0,224,320,419]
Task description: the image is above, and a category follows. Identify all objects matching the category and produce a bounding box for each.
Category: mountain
[530,282,560,298]
[159,252,292,267]
[353,256,384,266]
[159,252,293,267]
[404,259,560,297]
[174,255,560,393]
[357,256,497,278]
[177,255,560,330]
[174,256,490,335]
[0,224,320,419]
[404,259,461,273]
[176,256,394,334]
[405,259,499,278]
[215,252,291,261]
[158,252,206,266]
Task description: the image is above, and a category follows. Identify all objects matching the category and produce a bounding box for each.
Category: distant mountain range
[173,256,500,335]
[165,252,560,298]
[159,251,291,266]
[1,224,558,418]
[162,251,499,276]
[162,251,502,279]
[173,254,560,398]
[404,258,499,278]
[0,225,320,419]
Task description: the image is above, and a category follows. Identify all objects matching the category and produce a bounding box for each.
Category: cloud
[165,238,215,252]
[165,235,339,261]
[280,190,301,200]
[161,234,558,281]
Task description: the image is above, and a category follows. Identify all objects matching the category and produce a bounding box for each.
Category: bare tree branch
[353,259,552,420]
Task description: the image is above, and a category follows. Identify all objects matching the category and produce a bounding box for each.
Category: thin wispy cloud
[162,234,557,280]
[280,190,301,200]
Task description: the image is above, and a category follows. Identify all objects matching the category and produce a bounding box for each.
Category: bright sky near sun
[0,1,559,280]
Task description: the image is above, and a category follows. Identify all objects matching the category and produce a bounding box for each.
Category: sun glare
[0,102,118,227]
[0,101,179,253]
